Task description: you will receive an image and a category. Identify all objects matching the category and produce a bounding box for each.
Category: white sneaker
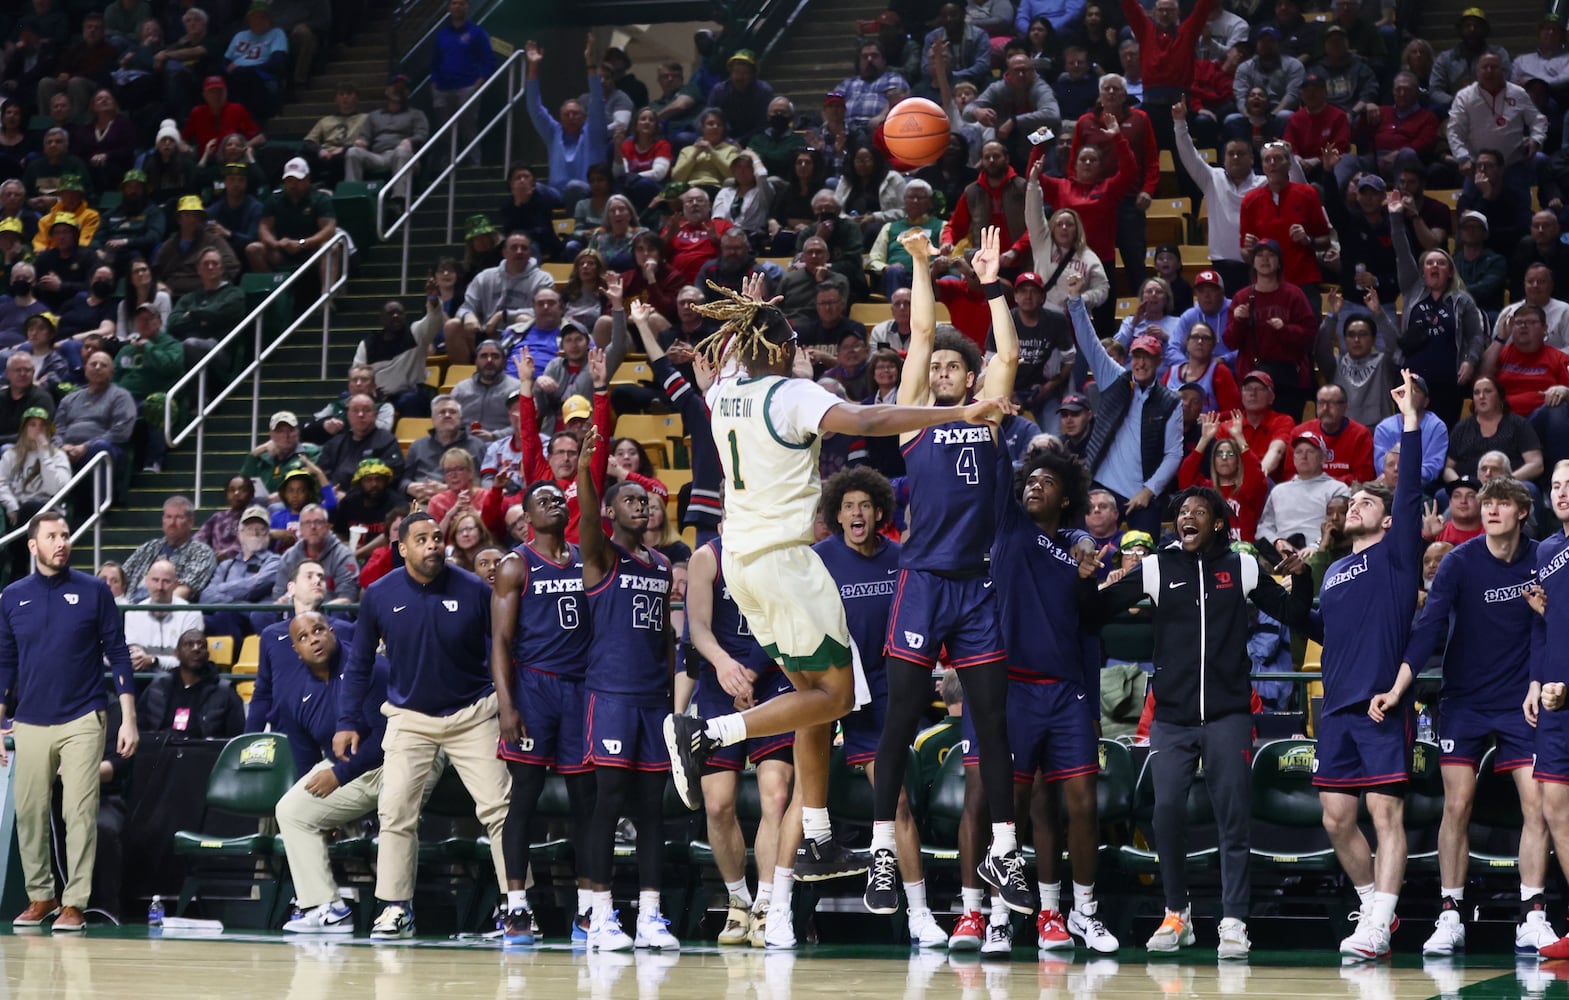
[1341,910,1392,961]
[369,902,413,940]
[1518,910,1559,955]
[284,901,353,935]
[590,910,635,952]
[980,919,1014,957]
[1068,907,1120,953]
[717,895,752,946]
[907,907,949,948]
[763,900,797,949]
[635,912,681,950]
[1145,907,1195,952]
[1423,910,1466,956]
[1216,918,1251,961]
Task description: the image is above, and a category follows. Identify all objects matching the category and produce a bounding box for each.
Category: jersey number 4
[955,446,979,485]
[632,593,665,631]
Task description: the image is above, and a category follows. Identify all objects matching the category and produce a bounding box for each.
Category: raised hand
[1100,111,1121,138]
[581,425,601,464]
[972,226,1001,284]
[605,270,623,310]
[1421,498,1443,538]
[1199,410,1219,442]
[1078,543,1112,580]
[583,32,596,68]
[1171,96,1187,122]
[741,270,770,302]
[1391,367,1416,418]
[898,226,933,262]
[961,395,1009,429]
[628,298,657,327]
[514,346,534,391]
[1227,409,1246,441]
[588,345,608,387]
[524,40,543,64]
[1064,270,1085,297]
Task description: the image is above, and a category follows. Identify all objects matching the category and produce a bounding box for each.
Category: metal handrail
[163,231,353,509]
[377,48,526,295]
[0,449,113,569]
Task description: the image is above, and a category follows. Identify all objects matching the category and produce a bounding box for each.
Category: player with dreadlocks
[663,269,1009,949]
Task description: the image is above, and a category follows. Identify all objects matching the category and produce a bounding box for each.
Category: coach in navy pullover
[1403,529,1542,712]
[338,539,493,730]
[283,635,390,787]
[0,567,135,724]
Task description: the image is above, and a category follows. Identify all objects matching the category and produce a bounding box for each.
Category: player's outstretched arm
[577,427,613,587]
[898,227,937,406]
[973,225,1018,401]
[820,395,1008,438]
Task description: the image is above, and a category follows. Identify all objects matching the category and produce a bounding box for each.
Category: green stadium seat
[1248,738,1337,871]
[1468,746,1523,874]
[1395,739,1442,874]
[1115,749,1220,875]
[332,180,383,250]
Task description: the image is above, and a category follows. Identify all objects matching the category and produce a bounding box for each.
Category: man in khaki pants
[334,513,510,939]
[0,510,138,932]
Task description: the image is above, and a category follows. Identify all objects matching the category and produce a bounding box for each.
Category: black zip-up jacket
[1090,541,1312,726]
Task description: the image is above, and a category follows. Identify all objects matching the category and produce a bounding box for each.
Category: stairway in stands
[93,10,511,566]
[763,0,891,118]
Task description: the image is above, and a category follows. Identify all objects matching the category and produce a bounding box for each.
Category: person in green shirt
[115,302,186,471]
[246,157,340,286]
[865,180,946,299]
[745,96,807,179]
[165,246,245,367]
[239,409,322,503]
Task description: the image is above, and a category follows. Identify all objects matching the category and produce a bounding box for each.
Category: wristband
[983,282,1005,300]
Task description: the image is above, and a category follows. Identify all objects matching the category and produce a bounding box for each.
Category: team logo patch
[443,600,458,612]
[519,738,535,752]
[64,593,79,605]
[958,739,971,754]
[903,631,925,650]
[601,739,623,755]
[1441,739,1455,753]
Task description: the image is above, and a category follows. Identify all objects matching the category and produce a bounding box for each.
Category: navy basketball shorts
[497,668,591,774]
[1312,704,1412,790]
[694,667,796,771]
[885,569,1004,668]
[585,691,670,771]
[1439,700,1535,772]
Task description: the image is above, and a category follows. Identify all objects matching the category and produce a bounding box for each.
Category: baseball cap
[1153,243,1181,259]
[1449,474,1481,493]
[1254,238,1282,256]
[465,213,497,240]
[352,458,395,485]
[728,49,757,66]
[561,396,593,424]
[824,90,847,106]
[1120,530,1156,553]
[50,212,80,231]
[269,410,299,429]
[1177,381,1206,395]
[1459,209,1489,232]
[1058,393,1090,413]
[18,406,51,427]
[1408,372,1429,395]
[1014,271,1045,291]
[1129,335,1163,357]
[0,218,21,236]
[222,161,249,176]
[1292,429,1326,451]
[134,300,160,315]
[176,194,205,213]
[282,157,311,180]
[1194,269,1222,287]
[25,312,57,331]
[120,168,147,186]
[57,174,84,193]
[1254,24,1280,39]
[1357,174,1386,192]
[248,1,272,13]
[877,10,900,25]
[203,75,227,91]
[240,504,270,524]
[1302,72,1326,88]
[387,72,410,87]
[1324,23,1346,35]
[1242,370,1275,391]
[1459,6,1487,22]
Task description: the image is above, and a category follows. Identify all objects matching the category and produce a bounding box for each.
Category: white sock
[591,890,614,927]
[705,713,748,747]
[507,889,528,911]
[1523,885,1546,902]
[1355,882,1375,910]
[1073,882,1095,914]
[961,887,985,914]
[990,822,1017,855]
[725,878,752,907]
[1370,891,1398,928]
[990,894,1008,926]
[639,890,661,919]
[803,806,832,843]
[577,888,592,916]
[756,882,773,907]
[904,880,928,912]
[1442,887,1464,903]
[871,820,897,852]
[1039,881,1061,912]
[773,867,794,912]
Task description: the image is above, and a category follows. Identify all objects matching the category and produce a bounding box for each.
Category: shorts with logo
[496,667,591,774]
[840,669,889,766]
[1439,700,1535,771]
[1536,707,1569,784]
[584,691,669,771]
[695,667,796,771]
[722,545,852,672]
[1312,703,1412,789]
[959,674,1097,782]
[885,568,1004,668]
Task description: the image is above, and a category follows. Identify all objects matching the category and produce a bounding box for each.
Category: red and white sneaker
[1036,909,1073,951]
[1541,936,1569,960]
[950,910,986,952]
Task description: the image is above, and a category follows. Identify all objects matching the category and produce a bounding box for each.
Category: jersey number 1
[727,429,746,491]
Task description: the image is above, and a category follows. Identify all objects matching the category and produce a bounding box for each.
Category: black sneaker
[863,847,899,914]
[663,713,717,810]
[977,849,1034,914]
[796,837,869,882]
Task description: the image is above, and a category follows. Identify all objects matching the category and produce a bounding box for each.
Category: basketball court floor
[0,930,1555,1000]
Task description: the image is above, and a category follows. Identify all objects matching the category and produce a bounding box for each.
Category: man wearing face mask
[92,170,166,272]
[199,505,282,639]
[135,629,245,738]
[747,97,807,179]
[0,263,49,349]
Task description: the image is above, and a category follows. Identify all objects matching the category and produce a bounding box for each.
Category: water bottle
[148,895,164,928]
[1417,705,1435,743]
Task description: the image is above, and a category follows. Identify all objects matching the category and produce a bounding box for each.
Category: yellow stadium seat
[610,360,654,387]
[208,635,235,668]
[1429,189,1460,211]
[1114,297,1137,319]
[1302,640,1323,672]
[424,364,442,388]
[616,413,683,468]
[658,467,694,497]
[553,218,574,235]
[850,303,892,325]
[439,364,475,393]
[234,635,260,676]
[396,417,433,450]
[236,680,255,703]
[542,262,573,282]
[1146,198,1191,246]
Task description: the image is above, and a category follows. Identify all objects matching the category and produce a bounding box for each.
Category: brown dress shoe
[13,899,60,926]
[52,907,86,932]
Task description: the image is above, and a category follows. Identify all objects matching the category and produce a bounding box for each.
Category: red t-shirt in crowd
[1295,417,1375,485]
[1283,105,1352,160]
[1495,342,1569,415]
[1238,182,1332,286]
[665,217,733,282]
[621,138,672,174]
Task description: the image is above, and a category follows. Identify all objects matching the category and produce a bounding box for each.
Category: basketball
[881,98,951,168]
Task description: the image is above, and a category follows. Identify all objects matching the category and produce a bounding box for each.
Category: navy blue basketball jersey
[585,540,673,707]
[899,420,999,574]
[813,533,901,689]
[511,543,590,680]
[700,538,777,674]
